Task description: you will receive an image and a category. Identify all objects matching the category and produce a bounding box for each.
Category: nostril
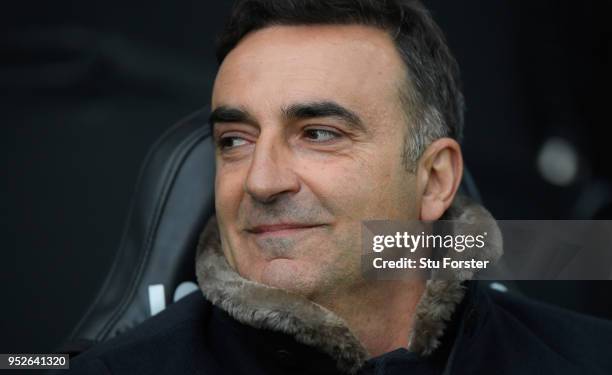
[244,165,300,204]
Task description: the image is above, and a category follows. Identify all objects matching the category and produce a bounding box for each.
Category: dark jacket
[61,281,612,375]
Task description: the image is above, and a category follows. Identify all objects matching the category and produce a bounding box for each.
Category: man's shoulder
[63,291,213,374]
[487,286,612,340]
[466,284,612,374]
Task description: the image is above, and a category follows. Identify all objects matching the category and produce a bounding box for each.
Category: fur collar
[195,195,502,374]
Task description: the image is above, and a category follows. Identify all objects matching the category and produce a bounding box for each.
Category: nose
[244,137,300,203]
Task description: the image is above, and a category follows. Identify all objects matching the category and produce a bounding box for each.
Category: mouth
[246,223,325,237]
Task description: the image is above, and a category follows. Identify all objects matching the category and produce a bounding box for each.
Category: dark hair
[216,0,464,168]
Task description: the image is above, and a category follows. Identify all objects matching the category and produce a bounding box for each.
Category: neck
[312,279,426,358]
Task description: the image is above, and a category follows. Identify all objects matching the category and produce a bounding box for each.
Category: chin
[257,258,320,296]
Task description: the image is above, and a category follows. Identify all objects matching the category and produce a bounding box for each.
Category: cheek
[214,165,245,222]
[300,162,364,217]
[302,151,415,220]
[369,165,417,219]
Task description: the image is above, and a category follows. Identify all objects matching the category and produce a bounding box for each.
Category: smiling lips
[247,223,324,236]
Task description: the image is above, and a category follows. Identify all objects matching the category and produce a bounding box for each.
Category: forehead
[212,24,406,120]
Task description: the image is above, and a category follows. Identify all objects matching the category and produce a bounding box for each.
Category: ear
[416,138,463,221]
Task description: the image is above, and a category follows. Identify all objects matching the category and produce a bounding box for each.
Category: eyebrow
[209,106,257,128]
[282,101,365,132]
[209,100,366,132]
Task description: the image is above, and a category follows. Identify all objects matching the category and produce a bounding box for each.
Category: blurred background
[1,0,611,354]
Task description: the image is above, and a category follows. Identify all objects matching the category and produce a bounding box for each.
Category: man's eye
[303,128,341,142]
[218,136,249,149]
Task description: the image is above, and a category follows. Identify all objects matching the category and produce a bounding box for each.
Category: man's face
[211,25,419,298]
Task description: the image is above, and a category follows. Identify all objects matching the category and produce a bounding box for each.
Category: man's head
[210,0,464,300]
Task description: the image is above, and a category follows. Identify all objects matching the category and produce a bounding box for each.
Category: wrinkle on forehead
[212,24,408,126]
